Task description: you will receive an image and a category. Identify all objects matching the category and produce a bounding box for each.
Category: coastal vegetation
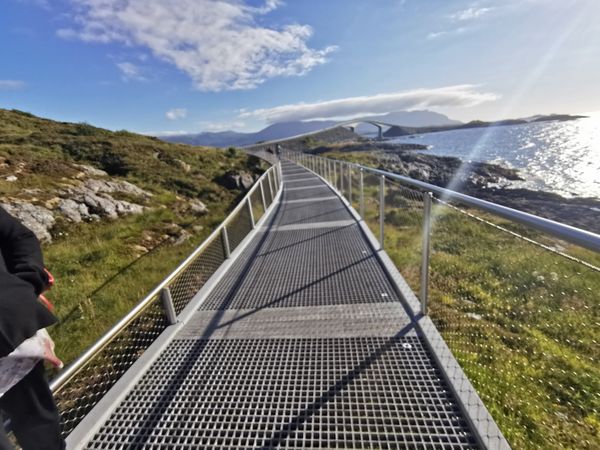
[321,149,600,449]
[0,108,265,364]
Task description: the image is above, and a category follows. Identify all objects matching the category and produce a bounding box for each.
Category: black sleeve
[0,207,49,295]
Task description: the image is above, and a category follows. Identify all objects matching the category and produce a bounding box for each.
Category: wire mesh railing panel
[263,175,274,206]
[382,179,425,296]
[347,164,357,210]
[168,234,227,314]
[250,189,265,224]
[428,198,600,449]
[361,171,383,238]
[226,203,254,253]
[54,297,168,437]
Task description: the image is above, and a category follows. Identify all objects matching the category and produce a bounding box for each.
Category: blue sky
[1,0,599,134]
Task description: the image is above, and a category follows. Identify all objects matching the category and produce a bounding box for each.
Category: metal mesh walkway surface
[78,161,481,449]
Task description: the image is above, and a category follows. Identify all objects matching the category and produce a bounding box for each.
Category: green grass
[321,150,600,449]
[0,108,266,366]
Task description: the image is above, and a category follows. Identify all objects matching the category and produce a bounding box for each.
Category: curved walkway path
[77,161,480,449]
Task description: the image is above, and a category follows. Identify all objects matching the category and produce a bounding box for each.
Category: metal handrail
[50,160,282,393]
[286,150,600,253]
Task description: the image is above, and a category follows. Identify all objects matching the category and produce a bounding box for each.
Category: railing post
[221,226,231,258]
[260,180,267,210]
[340,162,345,196]
[379,175,385,248]
[360,168,365,218]
[420,192,433,315]
[160,287,177,325]
[247,198,255,228]
[348,164,352,204]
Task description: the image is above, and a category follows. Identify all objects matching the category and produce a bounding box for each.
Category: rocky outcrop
[1,202,55,242]
[74,164,109,178]
[189,199,208,215]
[217,171,256,191]
[1,176,154,241]
[174,159,191,173]
[55,178,152,222]
[73,179,153,198]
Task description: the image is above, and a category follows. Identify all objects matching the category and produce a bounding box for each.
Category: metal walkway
[77,161,480,449]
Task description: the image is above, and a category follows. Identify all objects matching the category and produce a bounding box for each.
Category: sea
[386,112,600,199]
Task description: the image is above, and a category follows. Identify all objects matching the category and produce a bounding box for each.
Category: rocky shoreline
[311,142,600,234]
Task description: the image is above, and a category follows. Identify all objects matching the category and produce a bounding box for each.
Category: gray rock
[57,177,150,221]
[174,159,191,173]
[239,172,254,190]
[80,193,118,219]
[1,202,55,242]
[189,199,208,215]
[5,175,17,182]
[220,171,255,191]
[82,179,152,198]
[115,200,144,216]
[172,229,191,246]
[57,198,89,223]
[74,164,108,177]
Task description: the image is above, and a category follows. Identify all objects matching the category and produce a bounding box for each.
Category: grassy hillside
[0,108,264,364]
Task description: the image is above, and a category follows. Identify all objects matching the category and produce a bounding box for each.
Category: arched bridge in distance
[337,119,397,140]
[48,131,600,449]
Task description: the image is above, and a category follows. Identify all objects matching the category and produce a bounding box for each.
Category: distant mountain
[160,110,461,147]
[161,120,338,148]
[252,120,339,142]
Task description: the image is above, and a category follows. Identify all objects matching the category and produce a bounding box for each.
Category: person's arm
[0,207,49,295]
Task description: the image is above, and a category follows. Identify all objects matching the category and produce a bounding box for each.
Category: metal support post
[160,287,177,325]
[247,198,255,228]
[340,162,345,196]
[420,192,433,315]
[359,168,365,218]
[379,175,385,248]
[221,226,231,258]
[259,181,267,210]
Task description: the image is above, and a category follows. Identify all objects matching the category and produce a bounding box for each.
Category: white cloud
[116,61,145,81]
[59,0,337,91]
[427,27,466,40]
[143,130,189,137]
[198,120,246,131]
[166,108,187,120]
[450,7,494,21]
[0,80,26,90]
[240,85,500,123]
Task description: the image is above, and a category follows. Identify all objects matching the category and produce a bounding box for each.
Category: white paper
[0,329,63,398]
